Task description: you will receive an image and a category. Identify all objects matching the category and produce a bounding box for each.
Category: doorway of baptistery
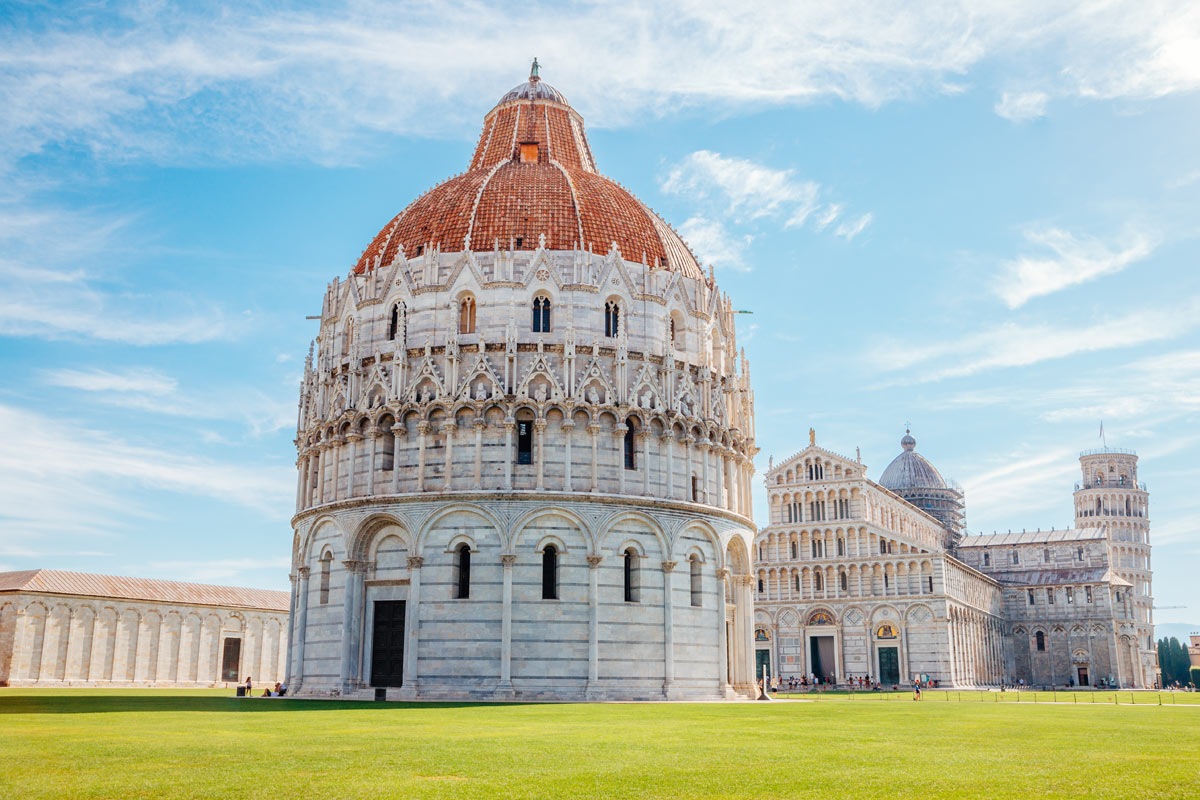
[878,646,900,686]
[1077,666,1089,687]
[755,649,772,682]
[370,600,406,687]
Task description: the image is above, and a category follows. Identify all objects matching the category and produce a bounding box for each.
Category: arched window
[839,572,848,591]
[516,418,533,465]
[342,318,354,356]
[690,556,702,607]
[454,543,471,599]
[983,552,991,566]
[387,302,405,341]
[542,545,558,599]
[794,574,801,591]
[624,420,636,470]
[814,571,824,591]
[380,423,395,471]
[1077,547,1084,562]
[459,296,476,334]
[532,296,551,333]
[604,300,620,338]
[1035,631,1046,651]
[319,553,332,605]
[669,316,678,345]
[623,548,639,603]
[757,578,764,594]
[837,538,845,556]
[790,542,797,560]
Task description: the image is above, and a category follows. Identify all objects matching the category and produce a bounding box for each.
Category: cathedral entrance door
[878,647,900,686]
[755,649,772,682]
[810,636,835,683]
[1077,666,1089,687]
[370,600,406,687]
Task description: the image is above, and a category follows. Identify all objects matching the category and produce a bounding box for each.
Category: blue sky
[1,2,1197,628]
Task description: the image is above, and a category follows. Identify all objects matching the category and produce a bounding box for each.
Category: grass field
[3,689,1199,799]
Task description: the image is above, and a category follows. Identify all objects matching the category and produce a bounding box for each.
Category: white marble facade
[287,245,759,700]
[754,439,1005,687]
[0,572,288,688]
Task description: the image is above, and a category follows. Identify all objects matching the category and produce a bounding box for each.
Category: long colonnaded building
[0,570,289,687]
[285,64,759,700]
[754,433,1155,688]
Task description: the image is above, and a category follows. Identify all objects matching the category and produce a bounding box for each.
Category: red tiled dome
[354,75,704,280]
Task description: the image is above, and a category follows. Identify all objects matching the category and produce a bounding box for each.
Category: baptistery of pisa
[285,67,759,700]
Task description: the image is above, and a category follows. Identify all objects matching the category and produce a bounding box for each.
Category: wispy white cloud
[870,298,1200,382]
[0,403,293,552]
[2,3,1198,170]
[994,90,1049,121]
[661,151,870,256]
[41,367,295,436]
[961,447,1081,527]
[0,203,246,345]
[994,226,1158,308]
[677,216,753,272]
[835,213,873,240]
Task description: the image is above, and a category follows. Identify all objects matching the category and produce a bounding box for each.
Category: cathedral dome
[353,66,704,281]
[879,430,948,491]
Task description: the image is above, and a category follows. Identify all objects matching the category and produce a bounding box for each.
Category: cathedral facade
[754,434,1155,689]
[285,68,758,700]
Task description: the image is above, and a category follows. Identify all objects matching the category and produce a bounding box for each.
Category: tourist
[912,678,922,701]
[279,682,288,697]
[244,676,252,697]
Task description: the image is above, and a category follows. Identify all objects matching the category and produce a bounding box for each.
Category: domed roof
[498,79,568,105]
[353,66,704,280]
[879,430,949,491]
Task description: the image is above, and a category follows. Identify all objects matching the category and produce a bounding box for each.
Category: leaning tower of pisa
[1073,447,1155,687]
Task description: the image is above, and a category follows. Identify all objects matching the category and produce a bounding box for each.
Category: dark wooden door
[370,600,406,687]
[220,638,241,682]
[878,646,900,685]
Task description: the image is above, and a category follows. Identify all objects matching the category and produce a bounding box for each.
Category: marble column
[441,420,456,491]
[561,421,574,491]
[497,554,515,698]
[662,560,676,697]
[391,427,404,493]
[535,420,547,491]
[588,424,600,492]
[586,555,603,698]
[503,422,514,490]
[402,556,422,697]
[365,429,378,496]
[339,560,363,691]
[330,436,344,501]
[663,431,675,499]
[716,569,730,693]
[284,572,297,686]
[416,422,429,492]
[473,419,485,490]
[292,568,310,689]
[316,445,327,504]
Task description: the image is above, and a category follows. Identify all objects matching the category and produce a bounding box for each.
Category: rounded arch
[596,509,668,560]
[349,512,411,561]
[672,520,721,564]
[415,502,506,556]
[300,515,348,566]
[508,505,593,555]
[725,534,751,575]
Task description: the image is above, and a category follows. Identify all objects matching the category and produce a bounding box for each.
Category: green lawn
[2,689,1199,799]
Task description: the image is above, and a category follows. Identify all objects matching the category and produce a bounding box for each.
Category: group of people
[757,673,939,695]
[241,677,288,697]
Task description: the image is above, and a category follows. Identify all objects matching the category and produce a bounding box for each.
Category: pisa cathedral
[753,433,1156,689]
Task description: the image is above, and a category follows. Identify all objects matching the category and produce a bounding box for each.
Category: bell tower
[1073,447,1154,687]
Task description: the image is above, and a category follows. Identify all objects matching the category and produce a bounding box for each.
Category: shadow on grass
[0,694,535,715]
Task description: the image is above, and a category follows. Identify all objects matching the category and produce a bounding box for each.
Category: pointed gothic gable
[575,346,617,404]
[767,443,863,483]
[442,247,487,290]
[522,243,565,290]
[515,341,566,401]
[405,345,446,402]
[628,357,665,411]
[457,341,505,401]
